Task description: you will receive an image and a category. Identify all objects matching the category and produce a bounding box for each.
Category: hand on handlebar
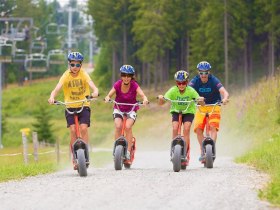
[143,98,149,106]
[48,97,55,104]
[221,98,229,105]
[104,96,111,103]
[91,92,99,98]
[157,95,165,105]
[196,97,205,106]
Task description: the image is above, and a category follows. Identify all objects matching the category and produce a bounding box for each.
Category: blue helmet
[174,70,189,82]
[197,61,211,71]
[120,65,135,75]
[68,52,84,62]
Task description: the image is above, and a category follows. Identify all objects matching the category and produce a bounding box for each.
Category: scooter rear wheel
[114,145,124,170]
[172,144,182,172]
[77,149,87,176]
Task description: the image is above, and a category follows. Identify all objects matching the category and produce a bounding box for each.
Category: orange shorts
[193,106,221,133]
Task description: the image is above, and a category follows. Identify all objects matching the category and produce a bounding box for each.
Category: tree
[32,104,55,144]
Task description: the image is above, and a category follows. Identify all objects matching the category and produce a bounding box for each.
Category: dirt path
[0,148,274,210]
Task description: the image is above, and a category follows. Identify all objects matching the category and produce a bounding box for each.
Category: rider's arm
[104,87,116,102]
[48,82,63,104]
[88,80,99,98]
[136,87,149,105]
[219,87,229,104]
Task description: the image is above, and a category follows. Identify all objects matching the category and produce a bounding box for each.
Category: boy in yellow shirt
[48,52,98,169]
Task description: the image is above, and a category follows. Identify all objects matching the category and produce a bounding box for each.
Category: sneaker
[126,151,131,160]
[181,161,188,166]
[199,154,205,162]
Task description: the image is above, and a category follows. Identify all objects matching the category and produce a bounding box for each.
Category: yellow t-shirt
[59,69,91,108]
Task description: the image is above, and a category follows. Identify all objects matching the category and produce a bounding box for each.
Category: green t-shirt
[164,86,199,114]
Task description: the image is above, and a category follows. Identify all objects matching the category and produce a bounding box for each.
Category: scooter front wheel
[77,149,87,176]
[205,144,213,168]
[114,145,124,170]
[172,144,182,172]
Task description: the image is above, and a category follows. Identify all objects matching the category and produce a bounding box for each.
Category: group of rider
[48,52,229,169]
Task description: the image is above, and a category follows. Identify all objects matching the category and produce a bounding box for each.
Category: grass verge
[224,76,280,206]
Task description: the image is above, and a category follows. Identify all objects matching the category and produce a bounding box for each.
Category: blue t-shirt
[189,74,223,104]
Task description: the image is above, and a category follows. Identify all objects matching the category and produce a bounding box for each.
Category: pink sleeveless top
[113,79,139,112]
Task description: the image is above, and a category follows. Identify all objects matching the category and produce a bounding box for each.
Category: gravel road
[0,147,275,210]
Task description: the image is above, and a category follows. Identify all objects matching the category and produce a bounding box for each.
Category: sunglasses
[176,81,187,86]
[121,73,133,78]
[199,71,209,75]
[70,63,81,68]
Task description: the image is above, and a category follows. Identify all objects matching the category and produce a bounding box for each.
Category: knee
[172,124,178,132]
[196,128,203,135]
[125,125,132,132]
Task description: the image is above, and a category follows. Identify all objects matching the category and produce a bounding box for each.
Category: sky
[46,0,88,7]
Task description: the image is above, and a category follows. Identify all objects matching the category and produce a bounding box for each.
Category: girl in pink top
[105,65,149,162]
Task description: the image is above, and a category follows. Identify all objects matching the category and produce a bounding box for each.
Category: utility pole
[67,6,73,54]
[0,46,3,148]
[224,0,229,88]
[89,16,93,69]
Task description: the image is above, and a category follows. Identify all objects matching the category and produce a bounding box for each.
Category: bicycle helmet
[174,70,189,82]
[120,64,135,75]
[197,61,211,71]
[68,52,84,62]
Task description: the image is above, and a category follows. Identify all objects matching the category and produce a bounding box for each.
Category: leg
[171,112,179,139]
[196,128,204,151]
[210,126,218,142]
[114,117,123,140]
[183,121,192,152]
[209,106,221,142]
[80,124,89,144]
[172,121,179,139]
[125,118,135,151]
[193,110,206,156]
[69,125,77,151]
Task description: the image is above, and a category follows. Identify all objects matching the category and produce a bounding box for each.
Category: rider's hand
[48,97,55,104]
[197,97,205,106]
[91,92,99,98]
[157,95,165,105]
[104,96,110,103]
[222,98,229,105]
[157,95,164,100]
[143,97,149,106]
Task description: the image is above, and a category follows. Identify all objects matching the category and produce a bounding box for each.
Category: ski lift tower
[0,17,33,148]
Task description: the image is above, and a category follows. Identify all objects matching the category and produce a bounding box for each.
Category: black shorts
[171,112,194,123]
[65,107,91,128]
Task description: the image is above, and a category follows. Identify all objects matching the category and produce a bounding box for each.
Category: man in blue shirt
[189,61,229,162]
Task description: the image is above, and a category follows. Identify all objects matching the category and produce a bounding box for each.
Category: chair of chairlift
[24,53,48,72]
[13,49,27,63]
[31,40,46,54]
[47,49,66,67]
[58,24,68,34]
[46,23,59,35]
[0,38,13,63]
[61,39,78,51]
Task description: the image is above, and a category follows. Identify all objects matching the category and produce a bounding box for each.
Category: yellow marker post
[20,128,30,164]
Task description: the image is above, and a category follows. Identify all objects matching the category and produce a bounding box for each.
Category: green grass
[0,146,112,182]
[224,76,280,206]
